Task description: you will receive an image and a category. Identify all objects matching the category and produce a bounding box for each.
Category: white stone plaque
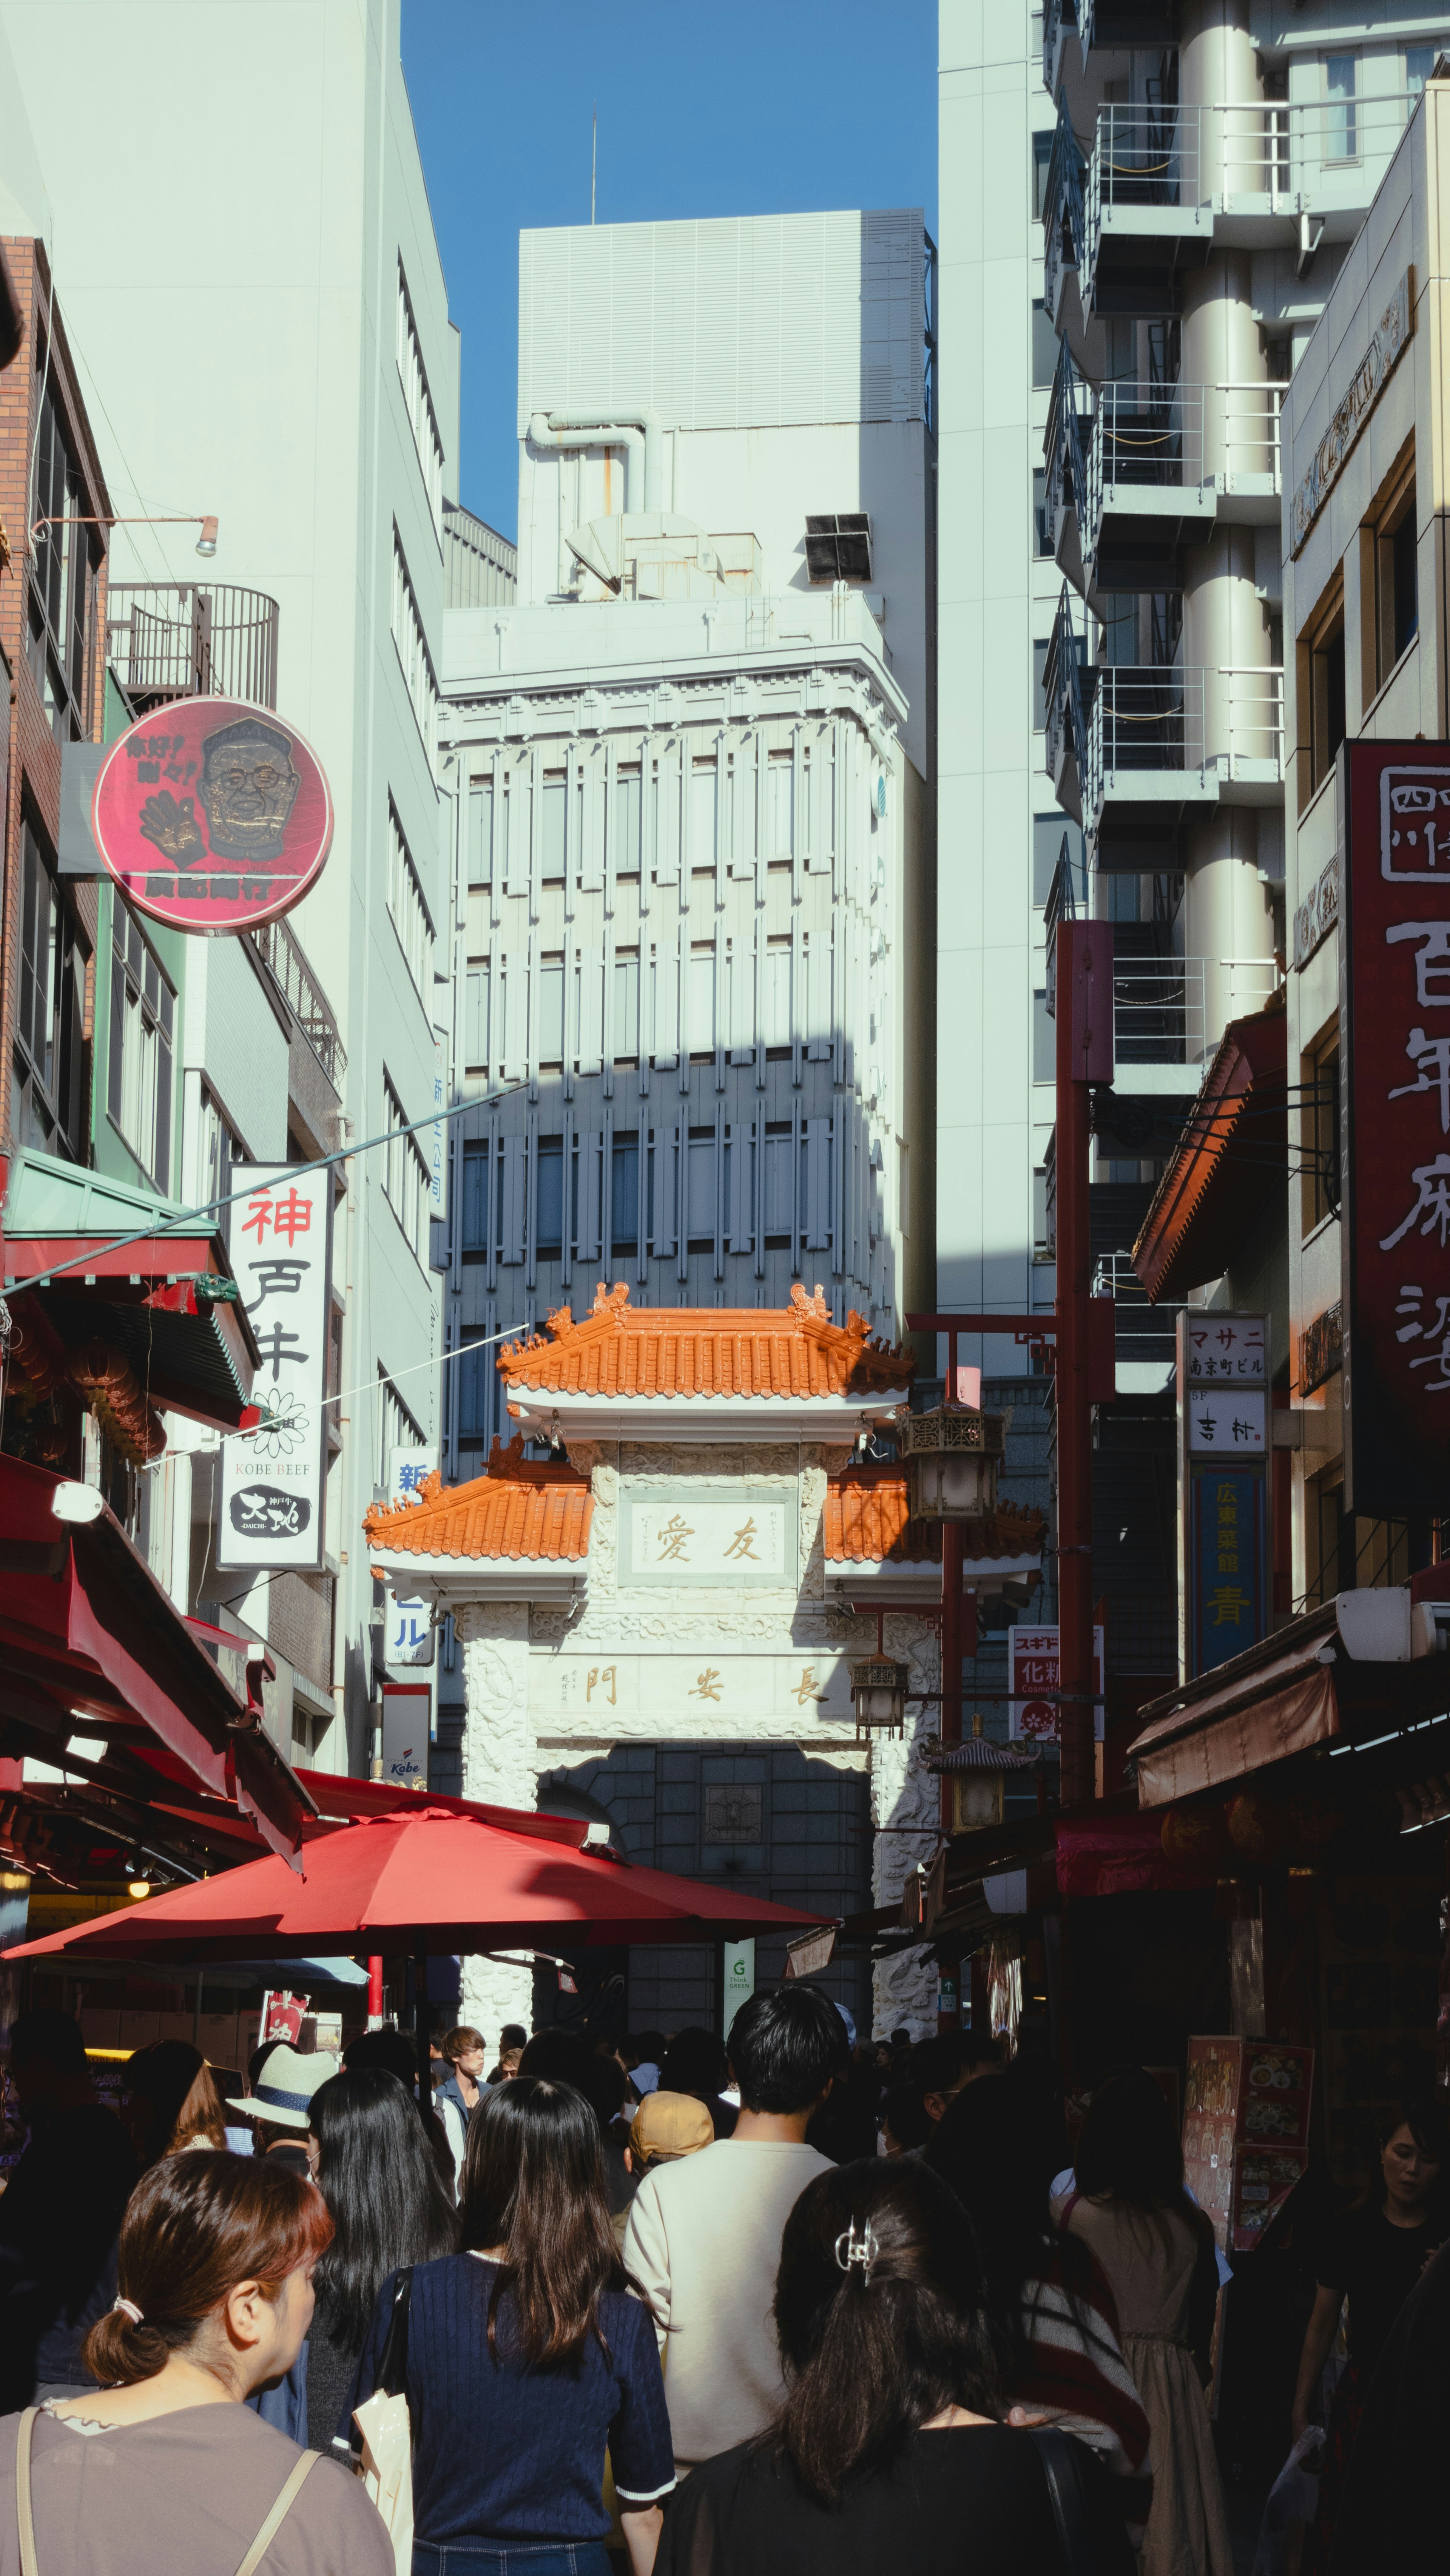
[620,1486,796,1586]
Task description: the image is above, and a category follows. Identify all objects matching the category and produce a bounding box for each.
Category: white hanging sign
[385,1445,436,1669]
[218,1166,332,1570]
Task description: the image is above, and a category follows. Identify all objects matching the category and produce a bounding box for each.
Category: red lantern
[1225,1791,1283,1861]
[1160,1805,1229,1871]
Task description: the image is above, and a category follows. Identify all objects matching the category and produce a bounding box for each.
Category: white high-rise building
[3,0,458,1774]
[938,0,1450,1699]
[437,210,937,1485]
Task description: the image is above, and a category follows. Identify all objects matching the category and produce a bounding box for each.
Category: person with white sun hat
[226,2046,340,2178]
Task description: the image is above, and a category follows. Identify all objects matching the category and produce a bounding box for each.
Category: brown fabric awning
[1133,1004,1286,1303]
[1130,1663,1339,1806]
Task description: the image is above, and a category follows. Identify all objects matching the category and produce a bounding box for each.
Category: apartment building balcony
[1049,367,1283,601]
[1111,953,1280,1092]
[248,912,347,1094]
[1084,661,1283,829]
[105,583,279,716]
[1043,0,1169,97]
[1048,96,1425,359]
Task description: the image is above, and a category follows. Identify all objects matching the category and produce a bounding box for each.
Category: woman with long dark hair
[304,2067,458,2457]
[0,2151,391,2574]
[1058,2067,1230,2576]
[351,2074,674,2576]
[926,2072,1152,2543]
[656,2158,1105,2576]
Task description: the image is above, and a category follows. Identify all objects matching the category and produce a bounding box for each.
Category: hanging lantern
[926,1715,1040,1831]
[903,1404,1006,1521]
[849,1655,909,1740]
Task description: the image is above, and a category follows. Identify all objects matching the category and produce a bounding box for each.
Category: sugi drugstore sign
[91,695,333,934]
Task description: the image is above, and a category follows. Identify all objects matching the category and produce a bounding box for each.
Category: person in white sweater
[621,1985,849,2474]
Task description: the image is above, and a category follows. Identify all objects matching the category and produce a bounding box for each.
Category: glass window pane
[611,1138,639,1246]
[537,1140,564,1252]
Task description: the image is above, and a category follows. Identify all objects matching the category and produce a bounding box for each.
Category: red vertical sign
[1342,741,1450,1516]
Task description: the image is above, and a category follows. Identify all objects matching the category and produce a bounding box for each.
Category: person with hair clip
[0,2149,392,2575]
[351,2074,675,2576]
[1056,2066,1231,2576]
[122,2041,227,2167]
[654,2157,1117,2576]
[304,2067,457,2457]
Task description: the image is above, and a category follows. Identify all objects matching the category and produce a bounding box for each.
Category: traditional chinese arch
[362,1292,1042,2040]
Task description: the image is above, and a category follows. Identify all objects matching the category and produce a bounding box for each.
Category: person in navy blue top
[350,2073,675,2576]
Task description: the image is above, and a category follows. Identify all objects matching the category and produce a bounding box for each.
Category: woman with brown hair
[0,2150,392,2574]
[122,2041,226,2167]
[351,2073,675,2576]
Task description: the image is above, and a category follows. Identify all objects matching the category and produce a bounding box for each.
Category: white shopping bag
[1251,2428,1323,2576]
[353,2385,413,2576]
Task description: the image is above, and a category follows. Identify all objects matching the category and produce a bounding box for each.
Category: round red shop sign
[91,696,333,933]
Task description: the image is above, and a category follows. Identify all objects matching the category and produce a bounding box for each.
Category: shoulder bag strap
[231,2450,319,2576]
[15,2409,39,2576]
[376,2266,413,2400]
[1027,2426,1095,2576]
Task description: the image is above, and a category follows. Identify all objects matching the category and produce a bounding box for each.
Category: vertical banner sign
[1007,1625,1105,1743]
[1178,1313,1268,1677]
[721,1938,756,2041]
[218,1167,332,1570]
[385,1446,437,1671]
[1341,741,1450,1516]
[381,1682,431,1791]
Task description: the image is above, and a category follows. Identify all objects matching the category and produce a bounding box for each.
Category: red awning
[1133,1005,1286,1303]
[0,1458,314,1864]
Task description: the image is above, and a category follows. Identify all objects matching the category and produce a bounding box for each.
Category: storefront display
[1182,2034,1314,2252]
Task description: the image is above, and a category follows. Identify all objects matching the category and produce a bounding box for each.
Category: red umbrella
[5,1806,829,2098]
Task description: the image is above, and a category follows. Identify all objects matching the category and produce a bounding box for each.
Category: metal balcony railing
[1085,94,1429,291]
[1044,338,1093,535]
[1042,0,1077,93]
[249,912,347,1090]
[105,583,279,713]
[1043,106,1089,321]
[1083,662,1283,814]
[1112,954,1281,1067]
[1084,377,1283,534]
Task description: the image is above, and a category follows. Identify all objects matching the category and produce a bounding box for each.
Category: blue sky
[401,0,938,538]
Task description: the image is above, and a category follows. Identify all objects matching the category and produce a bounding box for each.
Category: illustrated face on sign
[197,716,301,861]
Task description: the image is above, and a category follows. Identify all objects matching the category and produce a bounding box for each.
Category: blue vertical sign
[1191,1467,1266,1674]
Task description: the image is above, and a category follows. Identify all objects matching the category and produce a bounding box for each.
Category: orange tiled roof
[497,1280,914,1402]
[825,1463,1046,1565]
[363,1436,592,1563]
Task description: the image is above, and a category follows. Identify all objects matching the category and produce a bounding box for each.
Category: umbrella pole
[414,1934,429,2110]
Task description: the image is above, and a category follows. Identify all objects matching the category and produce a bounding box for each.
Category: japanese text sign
[218,1165,332,1571]
[1007,1624,1105,1745]
[1341,742,1450,1515]
[92,696,333,935]
[385,1445,436,1670]
[1189,1468,1265,1674]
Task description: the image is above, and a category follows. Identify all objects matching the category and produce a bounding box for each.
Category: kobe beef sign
[91,696,333,933]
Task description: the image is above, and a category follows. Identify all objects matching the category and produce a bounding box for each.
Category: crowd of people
[0,1992,1444,2574]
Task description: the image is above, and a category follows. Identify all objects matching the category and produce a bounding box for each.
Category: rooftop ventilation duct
[528,406,663,514]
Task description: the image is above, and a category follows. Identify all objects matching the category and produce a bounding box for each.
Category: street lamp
[903,1403,1005,1520]
[848,1655,909,1741]
[28,512,221,559]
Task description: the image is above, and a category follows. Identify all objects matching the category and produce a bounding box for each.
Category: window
[537,1137,565,1255]
[391,536,437,753]
[1032,129,1054,221]
[802,514,873,583]
[28,367,98,742]
[12,821,84,1160]
[388,804,433,999]
[1033,638,1050,731]
[383,1078,430,1263]
[1032,300,1057,389]
[1304,580,1346,799]
[1371,461,1418,687]
[611,1133,640,1249]
[1406,45,1437,101]
[1032,990,1054,1083]
[1033,1167,1051,1260]
[1325,53,1357,162]
[396,262,445,537]
[460,1138,490,1255]
[378,1367,426,1495]
[614,765,642,868]
[1034,469,1052,558]
[1301,1020,1340,1237]
[1033,814,1084,907]
[107,900,175,1188]
[199,1088,243,1247]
